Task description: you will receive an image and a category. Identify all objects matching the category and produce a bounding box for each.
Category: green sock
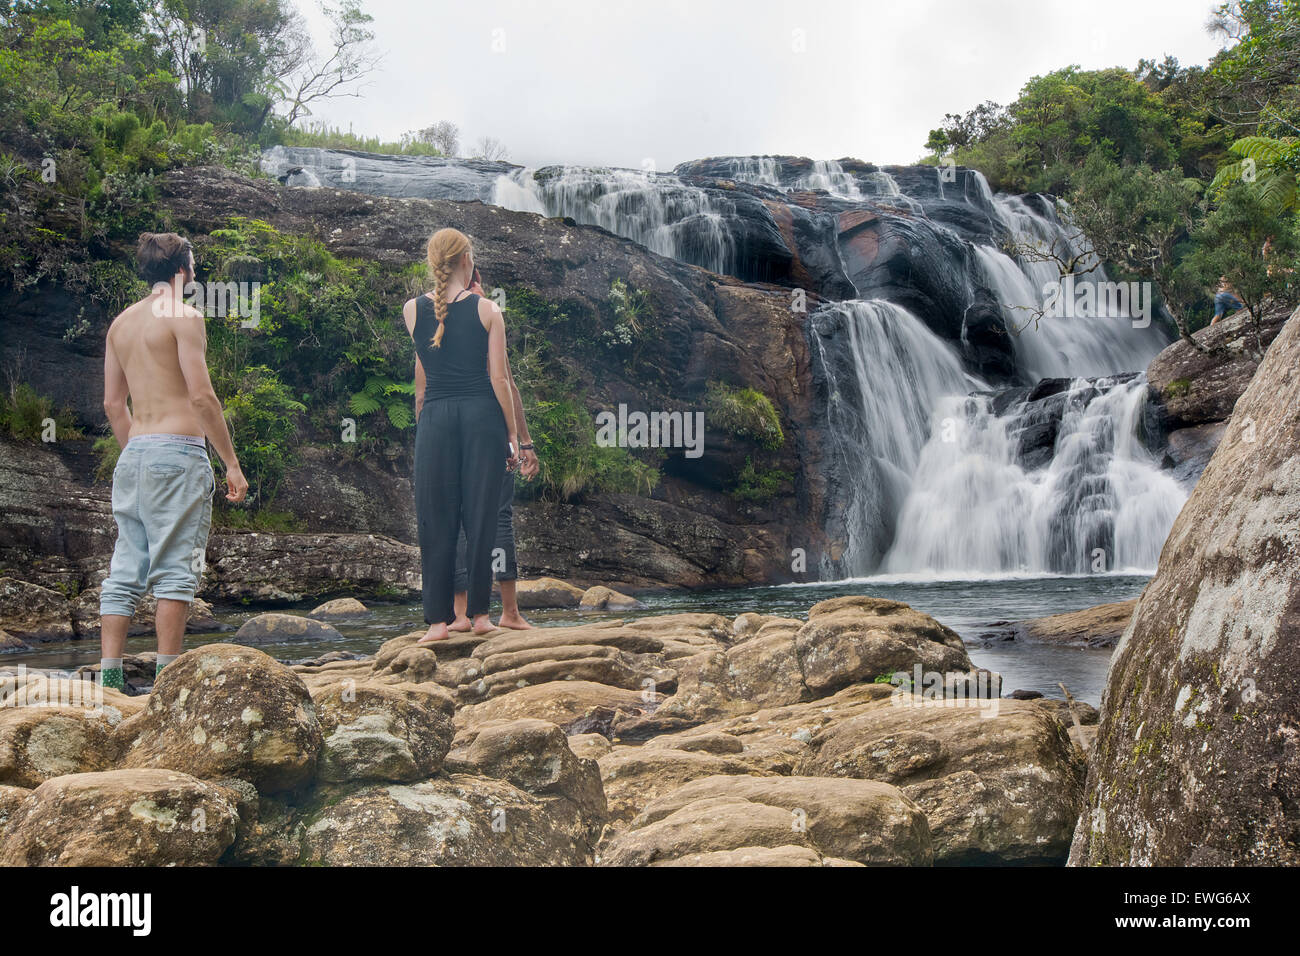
[156,653,179,678]
[100,659,124,691]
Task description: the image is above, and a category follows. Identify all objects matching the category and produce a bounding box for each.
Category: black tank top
[413,292,493,403]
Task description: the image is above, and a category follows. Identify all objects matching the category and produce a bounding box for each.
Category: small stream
[4,573,1144,706]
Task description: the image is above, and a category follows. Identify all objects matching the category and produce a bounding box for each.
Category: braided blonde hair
[426,227,472,349]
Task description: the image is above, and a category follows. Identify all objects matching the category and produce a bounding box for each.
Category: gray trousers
[414,395,507,624]
[454,467,518,592]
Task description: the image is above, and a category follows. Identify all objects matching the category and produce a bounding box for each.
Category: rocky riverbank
[0,595,1090,866]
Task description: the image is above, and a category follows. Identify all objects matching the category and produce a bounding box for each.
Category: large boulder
[371,631,448,679]
[1072,308,1300,866]
[313,681,455,783]
[600,774,931,866]
[659,619,806,720]
[795,596,972,697]
[1005,598,1137,648]
[579,586,647,611]
[0,670,142,721]
[1147,305,1292,430]
[0,769,240,866]
[456,680,659,734]
[453,718,606,832]
[115,644,322,793]
[798,698,1085,864]
[468,641,676,701]
[0,707,114,787]
[0,578,74,641]
[232,612,343,645]
[598,746,773,824]
[306,597,371,622]
[298,775,594,866]
[513,577,586,609]
[658,597,973,722]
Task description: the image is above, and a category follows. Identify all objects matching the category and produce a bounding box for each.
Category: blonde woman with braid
[403,228,519,643]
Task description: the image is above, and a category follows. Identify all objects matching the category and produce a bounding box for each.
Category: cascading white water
[793,160,864,199]
[482,153,1186,578]
[726,156,782,186]
[975,195,1171,380]
[810,300,981,571]
[492,166,736,274]
[881,375,1186,576]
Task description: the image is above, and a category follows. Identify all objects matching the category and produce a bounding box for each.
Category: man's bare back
[106,296,206,439]
[102,262,245,502]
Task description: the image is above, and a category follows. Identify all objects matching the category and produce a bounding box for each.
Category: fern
[347,375,416,430]
[1211,135,1299,213]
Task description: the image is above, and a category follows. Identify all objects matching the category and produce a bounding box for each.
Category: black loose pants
[415,394,507,625]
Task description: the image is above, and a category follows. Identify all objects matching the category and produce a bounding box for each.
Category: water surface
[6,573,1145,706]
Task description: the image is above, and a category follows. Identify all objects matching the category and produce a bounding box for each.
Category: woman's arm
[403,299,425,421]
[483,298,519,456]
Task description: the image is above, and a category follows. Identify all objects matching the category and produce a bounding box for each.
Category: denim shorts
[100,438,215,617]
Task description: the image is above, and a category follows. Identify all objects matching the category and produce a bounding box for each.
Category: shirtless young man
[98,233,248,690]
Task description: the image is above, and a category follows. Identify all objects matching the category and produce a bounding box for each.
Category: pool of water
[5,573,1147,706]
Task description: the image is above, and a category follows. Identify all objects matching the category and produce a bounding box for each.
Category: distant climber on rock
[98,233,248,690]
[1211,275,1243,325]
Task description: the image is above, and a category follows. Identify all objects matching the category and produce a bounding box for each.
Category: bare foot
[496,612,533,630]
[471,614,496,635]
[448,616,472,632]
[416,622,450,644]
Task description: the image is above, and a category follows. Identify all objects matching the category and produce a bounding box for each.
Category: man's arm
[102,333,133,446]
[174,309,247,502]
[503,350,538,479]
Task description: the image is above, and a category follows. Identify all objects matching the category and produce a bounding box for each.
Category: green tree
[1206,0,1300,137]
[1190,184,1300,354]
[1068,152,1207,346]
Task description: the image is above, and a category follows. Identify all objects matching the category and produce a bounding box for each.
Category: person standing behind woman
[403,229,518,643]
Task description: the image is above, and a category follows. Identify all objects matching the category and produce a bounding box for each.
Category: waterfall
[258,144,1188,579]
[881,376,1186,576]
[974,197,1171,380]
[793,160,864,199]
[492,166,736,274]
[809,300,979,574]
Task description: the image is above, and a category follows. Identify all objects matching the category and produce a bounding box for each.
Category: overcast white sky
[293,0,1230,170]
